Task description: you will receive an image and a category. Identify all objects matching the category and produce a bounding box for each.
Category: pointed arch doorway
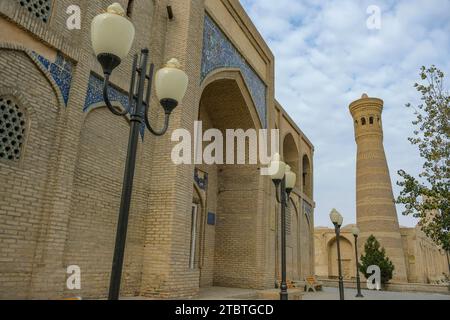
[195,69,266,289]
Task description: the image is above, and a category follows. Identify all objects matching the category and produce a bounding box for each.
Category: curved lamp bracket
[141,63,178,136]
[99,49,179,137]
[103,74,130,116]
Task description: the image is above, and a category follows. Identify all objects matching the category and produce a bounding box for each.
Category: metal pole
[354,235,363,298]
[280,178,288,301]
[108,49,148,300]
[335,225,345,300]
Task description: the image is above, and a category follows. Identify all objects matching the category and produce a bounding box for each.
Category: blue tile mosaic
[207,212,216,226]
[303,200,313,223]
[83,73,129,112]
[36,54,50,69]
[194,168,208,191]
[32,52,73,106]
[83,73,146,140]
[201,14,267,127]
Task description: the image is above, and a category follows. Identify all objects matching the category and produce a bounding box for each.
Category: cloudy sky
[240,0,450,228]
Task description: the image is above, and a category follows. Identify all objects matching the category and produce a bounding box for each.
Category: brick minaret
[349,94,407,282]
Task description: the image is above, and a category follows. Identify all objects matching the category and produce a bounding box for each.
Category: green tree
[396,65,450,253]
[359,235,395,284]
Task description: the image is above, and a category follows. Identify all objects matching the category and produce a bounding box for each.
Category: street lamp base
[355,293,364,298]
[280,292,289,301]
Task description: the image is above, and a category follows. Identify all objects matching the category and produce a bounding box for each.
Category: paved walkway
[192,286,450,300]
[302,287,450,300]
[195,287,259,300]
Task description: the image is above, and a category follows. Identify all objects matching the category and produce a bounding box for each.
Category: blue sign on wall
[207,212,216,226]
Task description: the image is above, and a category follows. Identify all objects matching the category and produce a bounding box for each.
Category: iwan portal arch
[195,70,266,289]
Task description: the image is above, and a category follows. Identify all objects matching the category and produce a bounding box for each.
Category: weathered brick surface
[0,50,60,299]
[315,225,449,283]
[349,95,408,282]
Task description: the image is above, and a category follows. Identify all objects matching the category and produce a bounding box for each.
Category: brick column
[140,0,205,298]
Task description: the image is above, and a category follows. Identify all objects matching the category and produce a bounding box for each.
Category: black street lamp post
[274,178,288,300]
[269,154,296,301]
[330,209,345,300]
[91,4,189,300]
[352,226,364,298]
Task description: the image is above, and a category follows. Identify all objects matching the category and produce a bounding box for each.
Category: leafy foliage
[359,235,395,284]
[397,65,450,252]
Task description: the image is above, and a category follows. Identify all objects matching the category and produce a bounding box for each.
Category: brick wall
[0,50,60,299]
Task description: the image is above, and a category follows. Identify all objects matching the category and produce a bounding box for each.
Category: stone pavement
[195,287,259,300]
[192,286,450,300]
[120,286,450,300]
[302,287,450,300]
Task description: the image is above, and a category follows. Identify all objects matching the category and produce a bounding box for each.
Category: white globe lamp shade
[338,215,344,227]
[352,226,360,237]
[285,165,297,190]
[269,153,286,181]
[91,3,135,60]
[329,208,343,226]
[155,59,189,104]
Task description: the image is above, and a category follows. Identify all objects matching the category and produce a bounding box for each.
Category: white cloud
[241,0,450,227]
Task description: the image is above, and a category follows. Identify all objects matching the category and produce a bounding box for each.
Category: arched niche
[283,133,300,189]
[65,106,145,297]
[327,236,354,279]
[197,70,263,288]
[302,154,312,198]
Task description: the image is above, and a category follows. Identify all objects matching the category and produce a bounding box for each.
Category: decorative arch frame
[193,183,206,210]
[302,153,313,198]
[201,14,267,127]
[83,101,131,124]
[326,235,354,278]
[0,43,65,108]
[192,183,207,270]
[201,68,263,131]
[327,234,354,248]
[282,131,300,153]
[282,132,301,188]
